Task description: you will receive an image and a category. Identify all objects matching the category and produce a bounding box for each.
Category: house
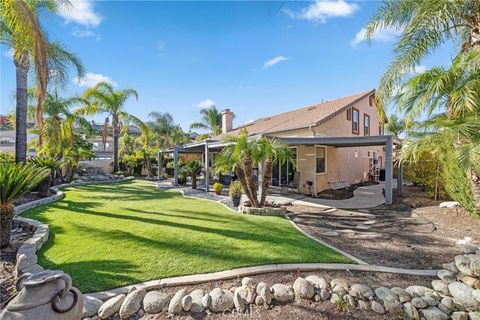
[162,89,397,204]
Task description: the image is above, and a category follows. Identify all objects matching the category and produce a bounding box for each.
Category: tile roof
[214,89,375,139]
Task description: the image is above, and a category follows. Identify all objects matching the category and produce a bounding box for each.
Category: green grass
[22,180,351,292]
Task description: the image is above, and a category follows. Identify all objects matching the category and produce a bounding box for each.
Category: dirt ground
[12,192,43,206]
[287,186,480,269]
[141,271,431,320]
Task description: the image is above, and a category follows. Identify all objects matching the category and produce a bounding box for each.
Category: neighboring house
[163,89,397,204]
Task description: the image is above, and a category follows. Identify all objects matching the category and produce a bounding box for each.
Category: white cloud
[72,28,101,41]
[3,48,14,59]
[196,99,215,109]
[352,26,402,46]
[58,0,102,27]
[263,56,290,69]
[400,65,428,75]
[74,72,117,87]
[286,0,358,23]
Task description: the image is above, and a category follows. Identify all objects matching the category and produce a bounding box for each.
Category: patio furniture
[329,180,351,190]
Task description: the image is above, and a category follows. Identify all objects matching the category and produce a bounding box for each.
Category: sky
[0,0,456,133]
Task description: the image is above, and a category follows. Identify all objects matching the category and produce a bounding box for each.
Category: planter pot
[214,190,222,195]
[231,195,241,207]
[37,177,52,198]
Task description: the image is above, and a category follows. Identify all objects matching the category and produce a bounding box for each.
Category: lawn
[22,180,351,292]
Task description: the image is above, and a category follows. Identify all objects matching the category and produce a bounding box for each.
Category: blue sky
[1,0,455,132]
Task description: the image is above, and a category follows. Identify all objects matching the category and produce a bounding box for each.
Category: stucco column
[257,160,264,202]
[204,142,209,192]
[173,146,179,185]
[385,136,393,205]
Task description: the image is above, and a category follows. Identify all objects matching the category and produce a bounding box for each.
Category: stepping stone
[364,220,376,225]
[321,231,340,237]
[338,229,356,234]
[355,225,371,230]
[358,209,370,213]
[323,208,337,213]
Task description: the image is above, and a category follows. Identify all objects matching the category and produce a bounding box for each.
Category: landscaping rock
[473,289,480,302]
[469,312,480,320]
[437,270,456,283]
[391,287,411,302]
[329,293,341,304]
[168,289,186,314]
[182,295,192,311]
[330,278,349,291]
[272,284,294,302]
[143,291,169,314]
[370,301,385,314]
[98,294,126,319]
[437,302,451,315]
[319,289,330,301]
[374,287,398,303]
[209,288,234,312]
[420,307,448,320]
[443,262,459,273]
[412,297,428,309]
[256,282,267,295]
[384,301,403,316]
[305,275,328,290]
[451,311,469,320]
[422,296,439,307]
[241,277,255,288]
[462,244,479,254]
[461,275,480,289]
[403,302,420,320]
[119,288,146,319]
[202,293,211,308]
[293,277,315,300]
[255,296,263,305]
[455,254,480,277]
[189,289,205,313]
[233,287,247,312]
[357,300,369,311]
[345,294,355,308]
[448,281,480,309]
[441,297,454,310]
[332,285,347,295]
[349,284,373,300]
[432,280,450,296]
[82,295,103,318]
[439,201,460,208]
[260,285,272,305]
[406,286,435,298]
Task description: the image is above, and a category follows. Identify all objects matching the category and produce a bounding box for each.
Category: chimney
[221,109,234,133]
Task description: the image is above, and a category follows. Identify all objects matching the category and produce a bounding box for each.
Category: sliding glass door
[271,147,297,189]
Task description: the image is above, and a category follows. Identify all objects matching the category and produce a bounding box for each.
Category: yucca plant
[0,163,50,248]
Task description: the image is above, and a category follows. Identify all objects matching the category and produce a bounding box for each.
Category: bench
[329,180,351,190]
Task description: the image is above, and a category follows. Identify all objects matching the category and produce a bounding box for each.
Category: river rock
[233,287,247,312]
[305,275,328,290]
[374,287,398,303]
[448,282,480,309]
[168,289,186,314]
[98,294,126,319]
[357,299,369,311]
[391,287,411,302]
[182,295,192,312]
[384,301,403,316]
[293,277,315,299]
[272,284,294,302]
[349,284,373,300]
[143,290,169,314]
[422,296,439,307]
[443,262,459,273]
[437,270,456,283]
[455,254,480,277]
[431,280,450,296]
[119,288,146,319]
[189,289,205,313]
[404,302,420,320]
[242,277,255,288]
[461,275,480,289]
[437,302,451,315]
[462,244,479,254]
[330,278,349,291]
[469,312,480,320]
[202,293,211,308]
[82,295,103,318]
[406,286,435,297]
[371,300,385,314]
[260,285,272,305]
[256,282,267,295]
[209,288,234,312]
[319,289,330,300]
[451,311,469,320]
[345,294,355,307]
[420,307,448,320]
[412,297,428,309]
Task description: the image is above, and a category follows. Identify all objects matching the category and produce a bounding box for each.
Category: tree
[364,0,480,107]
[189,106,222,136]
[135,126,157,178]
[385,114,407,139]
[0,162,49,247]
[80,82,141,172]
[1,0,84,162]
[185,160,202,189]
[215,130,291,208]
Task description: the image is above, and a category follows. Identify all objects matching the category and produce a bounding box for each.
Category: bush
[0,153,15,164]
[213,182,223,192]
[403,154,447,199]
[229,180,243,197]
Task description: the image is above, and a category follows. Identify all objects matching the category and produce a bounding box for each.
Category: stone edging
[86,263,439,301]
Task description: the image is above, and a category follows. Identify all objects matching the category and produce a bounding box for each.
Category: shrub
[0,153,15,164]
[229,180,243,197]
[213,182,223,192]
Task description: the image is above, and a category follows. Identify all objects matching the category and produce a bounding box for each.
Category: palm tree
[364,0,480,107]
[135,126,157,178]
[385,114,407,139]
[185,160,202,189]
[80,82,141,172]
[215,130,292,207]
[0,162,50,247]
[189,106,222,136]
[1,0,84,162]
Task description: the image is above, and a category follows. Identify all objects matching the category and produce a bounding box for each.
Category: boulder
[462,244,479,254]
[469,312,480,320]
[233,287,247,312]
[411,297,428,309]
[441,297,454,310]
[451,311,469,320]
[344,294,355,308]
[182,295,192,312]
[82,295,103,318]
[437,270,456,283]
[319,289,330,301]
[119,288,146,319]
[209,288,234,312]
[374,287,398,303]
[370,301,385,314]
[143,291,169,314]
[455,254,480,277]
[293,277,315,300]
[260,286,272,305]
[349,284,373,300]
[420,307,448,320]
[202,293,211,308]
[461,275,480,289]
[403,302,420,320]
[447,282,480,309]
[98,294,126,319]
[272,284,294,302]
[391,287,411,303]
[305,275,328,290]
[442,262,459,273]
[241,277,255,288]
[357,300,369,311]
[431,280,450,296]
[422,296,439,307]
[256,282,267,295]
[189,289,205,313]
[406,286,435,298]
[168,289,186,314]
[384,301,403,317]
[330,278,349,291]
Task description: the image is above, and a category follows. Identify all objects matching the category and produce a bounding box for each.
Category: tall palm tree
[1,0,83,162]
[148,112,176,148]
[385,114,407,139]
[364,0,480,107]
[80,82,141,172]
[189,106,222,136]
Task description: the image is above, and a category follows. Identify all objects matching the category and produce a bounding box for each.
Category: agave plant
[0,163,50,248]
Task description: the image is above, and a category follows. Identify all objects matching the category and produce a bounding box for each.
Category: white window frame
[315,145,327,175]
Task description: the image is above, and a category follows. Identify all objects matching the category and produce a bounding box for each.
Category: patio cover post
[173,146,179,185]
[397,162,404,197]
[257,160,264,201]
[204,142,209,192]
[157,150,161,180]
[385,136,393,205]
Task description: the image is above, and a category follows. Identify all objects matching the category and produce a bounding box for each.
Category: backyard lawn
[22,180,350,292]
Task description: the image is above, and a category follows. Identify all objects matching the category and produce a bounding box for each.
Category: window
[364,114,370,136]
[379,122,384,136]
[346,108,352,120]
[352,108,359,134]
[316,146,326,174]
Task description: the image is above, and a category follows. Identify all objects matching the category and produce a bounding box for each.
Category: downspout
[310,125,317,197]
